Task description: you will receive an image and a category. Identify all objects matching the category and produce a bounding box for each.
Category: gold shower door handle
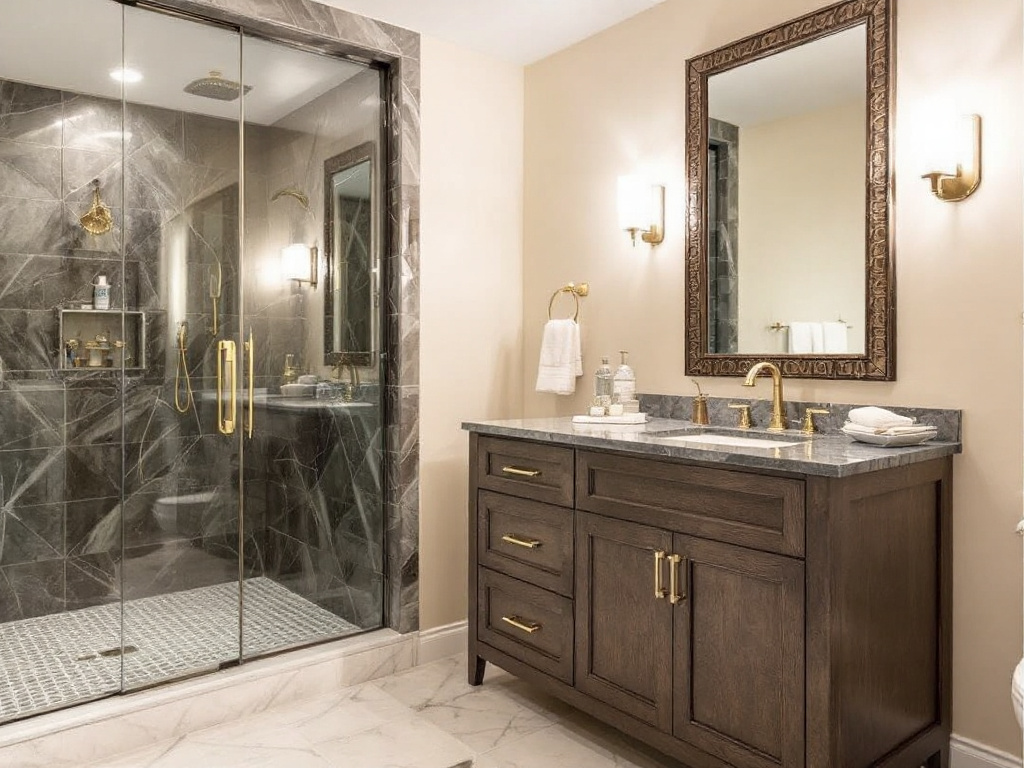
[245,328,255,438]
[217,340,237,435]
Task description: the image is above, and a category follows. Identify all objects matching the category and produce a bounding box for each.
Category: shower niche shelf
[58,308,147,372]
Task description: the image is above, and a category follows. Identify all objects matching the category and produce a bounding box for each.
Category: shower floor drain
[0,578,360,724]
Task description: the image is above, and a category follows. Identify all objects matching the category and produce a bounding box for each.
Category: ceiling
[708,26,866,128]
[0,0,365,125]
[317,0,667,64]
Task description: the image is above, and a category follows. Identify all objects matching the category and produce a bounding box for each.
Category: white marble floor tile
[312,715,473,768]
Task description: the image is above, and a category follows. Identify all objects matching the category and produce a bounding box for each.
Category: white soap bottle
[594,357,614,405]
[613,350,636,404]
[93,275,111,310]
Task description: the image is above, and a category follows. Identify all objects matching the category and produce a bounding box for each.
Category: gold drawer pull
[501,615,541,634]
[501,465,542,478]
[502,534,542,549]
[669,554,685,605]
[654,550,667,599]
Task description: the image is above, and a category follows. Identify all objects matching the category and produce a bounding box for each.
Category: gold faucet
[333,359,361,402]
[282,353,300,386]
[743,361,787,431]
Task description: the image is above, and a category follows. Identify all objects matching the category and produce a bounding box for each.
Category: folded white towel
[535,319,582,395]
[846,406,915,430]
[788,322,817,354]
[821,322,848,354]
[843,422,935,437]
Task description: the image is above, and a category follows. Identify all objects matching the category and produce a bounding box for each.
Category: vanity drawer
[477,568,573,684]
[476,436,574,507]
[478,490,573,596]
[577,451,805,557]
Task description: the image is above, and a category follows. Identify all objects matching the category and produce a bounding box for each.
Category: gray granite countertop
[462,417,961,478]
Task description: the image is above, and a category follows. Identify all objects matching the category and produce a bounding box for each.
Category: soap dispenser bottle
[93,274,111,310]
[613,351,636,404]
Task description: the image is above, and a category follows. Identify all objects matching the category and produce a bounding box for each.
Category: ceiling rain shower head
[183,71,252,101]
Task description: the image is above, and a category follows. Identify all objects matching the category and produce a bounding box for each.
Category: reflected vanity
[685,0,895,380]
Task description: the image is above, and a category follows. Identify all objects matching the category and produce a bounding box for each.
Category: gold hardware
[270,186,310,210]
[743,361,787,432]
[282,353,300,386]
[800,407,830,435]
[618,176,665,246]
[281,243,319,288]
[174,322,193,414]
[767,317,852,332]
[922,114,982,202]
[79,179,113,235]
[245,328,255,438]
[501,466,542,478]
[690,379,709,425]
[501,616,541,634]
[333,358,361,402]
[502,534,541,549]
[728,403,752,429]
[208,263,222,335]
[654,550,667,599]
[669,554,684,604]
[547,282,589,322]
[217,340,237,435]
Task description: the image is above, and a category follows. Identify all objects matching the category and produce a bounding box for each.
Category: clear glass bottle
[613,350,636,403]
[594,356,614,403]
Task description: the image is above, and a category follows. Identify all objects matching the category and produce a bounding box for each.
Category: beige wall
[737,100,866,354]
[419,35,525,629]
[523,0,1023,755]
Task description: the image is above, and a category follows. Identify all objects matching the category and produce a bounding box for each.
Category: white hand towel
[843,422,935,436]
[535,319,582,395]
[847,406,915,430]
[788,322,816,354]
[822,322,848,353]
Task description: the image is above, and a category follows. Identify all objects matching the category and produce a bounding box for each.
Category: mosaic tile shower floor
[0,577,359,723]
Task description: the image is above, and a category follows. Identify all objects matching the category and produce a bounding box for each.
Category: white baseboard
[416,620,468,665]
[952,734,1022,768]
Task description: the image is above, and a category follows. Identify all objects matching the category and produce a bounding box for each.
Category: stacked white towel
[821,322,848,354]
[845,406,934,435]
[535,319,582,395]
[788,322,848,353]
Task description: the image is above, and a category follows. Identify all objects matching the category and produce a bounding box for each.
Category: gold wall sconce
[281,243,318,288]
[617,175,665,246]
[922,114,982,202]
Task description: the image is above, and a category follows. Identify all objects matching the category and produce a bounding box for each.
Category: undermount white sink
[659,433,806,450]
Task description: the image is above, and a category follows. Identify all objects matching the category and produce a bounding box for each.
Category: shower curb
[0,629,416,768]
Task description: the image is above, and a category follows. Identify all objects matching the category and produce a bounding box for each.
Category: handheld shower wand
[208,262,222,336]
[174,321,194,414]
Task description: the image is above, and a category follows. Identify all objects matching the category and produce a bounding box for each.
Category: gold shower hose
[174,321,194,414]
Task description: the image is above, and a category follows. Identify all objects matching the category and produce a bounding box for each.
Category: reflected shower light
[110,67,143,84]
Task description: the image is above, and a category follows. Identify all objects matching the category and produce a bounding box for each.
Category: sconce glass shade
[617,175,665,245]
[922,114,981,202]
[281,243,318,286]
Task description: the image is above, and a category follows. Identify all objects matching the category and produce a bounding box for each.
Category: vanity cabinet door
[575,511,674,732]
[672,534,805,768]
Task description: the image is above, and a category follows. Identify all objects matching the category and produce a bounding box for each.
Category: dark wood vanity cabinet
[468,433,952,768]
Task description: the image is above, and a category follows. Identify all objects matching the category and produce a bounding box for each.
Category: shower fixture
[80,179,113,235]
[270,186,310,210]
[174,321,193,414]
[208,262,222,335]
[183,70,252,101]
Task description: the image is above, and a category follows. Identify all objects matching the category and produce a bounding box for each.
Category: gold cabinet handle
[669,554,685,605]
[502,534,541,549]
[501,465,542,478]
[501,615,541,634]
[654,550,667,599]
[245,327,255,438]
[217,340,237,435]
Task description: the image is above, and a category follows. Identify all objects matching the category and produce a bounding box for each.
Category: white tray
[841,425,938,447]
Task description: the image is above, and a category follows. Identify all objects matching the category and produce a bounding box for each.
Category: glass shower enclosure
[0,0,386,722]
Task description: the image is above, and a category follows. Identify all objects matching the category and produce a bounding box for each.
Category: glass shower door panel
[0,0,126,723]
[239,35,385,659]
[120,6,243,690]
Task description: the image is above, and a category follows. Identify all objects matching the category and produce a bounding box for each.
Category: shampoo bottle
[594,357,614,405]
[93,275,111,310]
[613,351,636,403]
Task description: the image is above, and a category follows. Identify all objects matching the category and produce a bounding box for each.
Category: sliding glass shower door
[0,0,385,722]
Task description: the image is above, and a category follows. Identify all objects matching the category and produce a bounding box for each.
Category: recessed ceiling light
[110,68,143,84]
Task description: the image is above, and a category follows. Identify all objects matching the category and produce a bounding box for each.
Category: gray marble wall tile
[0,559,64,621]
[0,309,57,372]
[0,142,61,201]
[0,198,64,255]
[0,386,63,451]
[0,503,63,566]
[65,551,119,610]
[0,82,63,148]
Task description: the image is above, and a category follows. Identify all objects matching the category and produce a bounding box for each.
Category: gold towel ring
[547,282,589,321]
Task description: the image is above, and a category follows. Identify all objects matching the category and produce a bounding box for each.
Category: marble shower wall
[708,118,739,355]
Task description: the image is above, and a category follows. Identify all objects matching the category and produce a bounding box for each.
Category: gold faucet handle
[800,408,830,434]
[727,403,752,429]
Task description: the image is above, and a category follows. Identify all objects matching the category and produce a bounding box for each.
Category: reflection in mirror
[324,143,376,367]
[685,0,894,380]
[707,26,866,356]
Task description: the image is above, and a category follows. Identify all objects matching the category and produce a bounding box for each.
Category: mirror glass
[324,143,377,367]
[685,0,894,380]
[707,26,866,356]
